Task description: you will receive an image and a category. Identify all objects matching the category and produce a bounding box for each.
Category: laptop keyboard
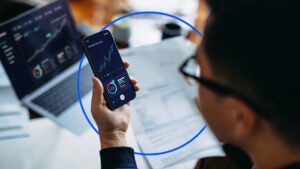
[32,65,93,116]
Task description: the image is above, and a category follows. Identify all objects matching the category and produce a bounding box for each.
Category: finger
[91,77,104,106]
[123,61,130,69]
[130,77,137,85]
[134,84,140,91]
[102,96,107,106]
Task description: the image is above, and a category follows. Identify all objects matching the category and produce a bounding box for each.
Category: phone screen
[82,30,136,109]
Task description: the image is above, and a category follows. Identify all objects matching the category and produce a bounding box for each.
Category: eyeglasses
[179,56,271,119]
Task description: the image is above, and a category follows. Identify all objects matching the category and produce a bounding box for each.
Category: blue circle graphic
[77,11,206,156]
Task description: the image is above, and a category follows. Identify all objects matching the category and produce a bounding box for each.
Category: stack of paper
[120,37,224,169]
[0,62,29,140]
[0,106,29,140]
[0,62,10,87]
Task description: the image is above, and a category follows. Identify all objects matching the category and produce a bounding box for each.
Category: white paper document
[0,106,30,140]
[120,37,225,169]
[0,61,10,87]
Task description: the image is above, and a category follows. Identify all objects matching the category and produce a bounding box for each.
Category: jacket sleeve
[100,147,138,169]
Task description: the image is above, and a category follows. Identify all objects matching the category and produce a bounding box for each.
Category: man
[90,0,300,168]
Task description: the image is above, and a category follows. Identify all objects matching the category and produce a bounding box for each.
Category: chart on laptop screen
[15,16,78,79]
[0,0,82,98]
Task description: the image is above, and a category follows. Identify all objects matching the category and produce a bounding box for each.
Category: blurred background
[1,0,208,48]
[0,0,211,169]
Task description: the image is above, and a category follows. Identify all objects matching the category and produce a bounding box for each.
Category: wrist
[100,131,127,149]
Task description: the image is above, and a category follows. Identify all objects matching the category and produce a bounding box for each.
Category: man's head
[197,0,300,149]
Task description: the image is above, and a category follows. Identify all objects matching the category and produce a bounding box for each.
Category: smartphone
[82,30,136,110]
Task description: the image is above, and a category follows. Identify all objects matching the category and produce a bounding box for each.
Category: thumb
[91,77,104,106]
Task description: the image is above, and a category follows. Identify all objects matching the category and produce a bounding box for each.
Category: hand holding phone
[82,30,136,110]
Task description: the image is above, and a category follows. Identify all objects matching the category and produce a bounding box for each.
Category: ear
[227,97,259,141]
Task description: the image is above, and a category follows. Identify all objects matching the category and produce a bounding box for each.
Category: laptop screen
[0,0,82,99]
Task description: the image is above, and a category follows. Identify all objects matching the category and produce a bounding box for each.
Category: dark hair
[204,0,300,146]
[0,0,34,23]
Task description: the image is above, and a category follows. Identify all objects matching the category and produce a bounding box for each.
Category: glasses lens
[182,57,200,85]
[183,57,200,77]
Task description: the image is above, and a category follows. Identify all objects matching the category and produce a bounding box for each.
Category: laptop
[0,0,94,134]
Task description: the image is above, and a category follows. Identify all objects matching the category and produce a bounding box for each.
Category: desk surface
[0,118,198,169]
[0,1,210,168]
[0,38,201,169]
